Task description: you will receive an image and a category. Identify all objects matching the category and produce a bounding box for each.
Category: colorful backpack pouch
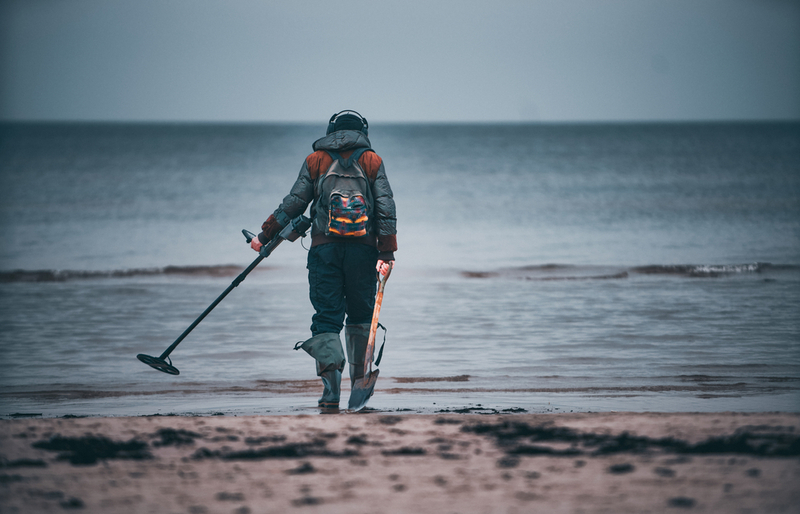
[328,194,368,237]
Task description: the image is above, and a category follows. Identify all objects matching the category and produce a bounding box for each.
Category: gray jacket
[271,130,397,257]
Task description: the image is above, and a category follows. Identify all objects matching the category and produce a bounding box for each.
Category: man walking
[250,110,397,409]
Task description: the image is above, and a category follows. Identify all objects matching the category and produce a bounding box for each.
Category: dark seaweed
[608,463,635,474]
[437,407,501,414]
[376,416,404,425]
[434,417,464,425]
[244,435,287,445]
[60,497,84,509]
[667,497,696,508]
[510,445,582,456]
[462,421,800,457]
[32,435,151,465]
[346,435,369,446]
[192,439,356,461]
[292,496,322,506]
[216,492,246,501]
[151,428,202,447]
[496,456,520,468]
[381,447,426,456]
[0,458,47,468]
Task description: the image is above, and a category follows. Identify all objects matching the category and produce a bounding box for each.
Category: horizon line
[2,118,799,126]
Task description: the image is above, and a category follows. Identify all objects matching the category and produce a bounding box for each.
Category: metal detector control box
[280,215,312,242]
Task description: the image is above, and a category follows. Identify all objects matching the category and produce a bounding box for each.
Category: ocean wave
[0,265,251,283]
[3,262,796,283]
[630,263,779,277]
[462,262,797,280]
[462,265,629,281]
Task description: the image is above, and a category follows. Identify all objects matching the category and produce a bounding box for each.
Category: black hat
[327,110,368,135]
[333,114,364,132]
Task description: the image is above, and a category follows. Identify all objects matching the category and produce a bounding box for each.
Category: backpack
[315,148,374,237]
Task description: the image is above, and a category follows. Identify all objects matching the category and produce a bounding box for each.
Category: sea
[1,122,798,417]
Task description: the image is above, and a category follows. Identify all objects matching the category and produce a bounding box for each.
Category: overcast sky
[1,0,798,122]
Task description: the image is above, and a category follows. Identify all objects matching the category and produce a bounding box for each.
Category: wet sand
[1,412,798,513]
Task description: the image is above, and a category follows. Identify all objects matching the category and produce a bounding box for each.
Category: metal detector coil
[136,215,311,375]
[137,354,180,375]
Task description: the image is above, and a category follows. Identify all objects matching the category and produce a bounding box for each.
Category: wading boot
[294,332,345,410]
[318,369,341,409]
[345,323,371,387]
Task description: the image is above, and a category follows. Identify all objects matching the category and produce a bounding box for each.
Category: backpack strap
[325,147,373,169]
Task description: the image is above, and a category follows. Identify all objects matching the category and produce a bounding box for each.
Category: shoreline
[2,412,798,513]
[4,374,799,418]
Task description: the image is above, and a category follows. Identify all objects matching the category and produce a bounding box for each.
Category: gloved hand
[250,236,263,253]
[377,260,393,277]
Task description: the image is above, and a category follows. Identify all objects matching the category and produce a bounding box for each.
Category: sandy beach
[1,411,798,513]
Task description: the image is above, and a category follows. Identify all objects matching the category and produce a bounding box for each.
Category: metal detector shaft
[157,239,279,360]
[141,214,312,371]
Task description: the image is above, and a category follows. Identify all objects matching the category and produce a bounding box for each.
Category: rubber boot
[319,369,341,409]
[294,332,345,409]
[345,323,371,387]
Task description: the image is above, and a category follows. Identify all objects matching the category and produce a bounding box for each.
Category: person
[250,110,397,409]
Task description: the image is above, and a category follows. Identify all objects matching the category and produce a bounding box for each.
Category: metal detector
[136,215,312,375]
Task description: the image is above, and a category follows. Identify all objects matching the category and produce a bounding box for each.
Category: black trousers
[307,243,378,335]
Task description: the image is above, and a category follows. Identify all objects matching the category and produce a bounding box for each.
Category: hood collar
[312,130,372,152]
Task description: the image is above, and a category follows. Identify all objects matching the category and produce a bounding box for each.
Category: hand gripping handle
[242,229,257,243]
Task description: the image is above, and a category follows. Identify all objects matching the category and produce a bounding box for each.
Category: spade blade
[348,369,380,411]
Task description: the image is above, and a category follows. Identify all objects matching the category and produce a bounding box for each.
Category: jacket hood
[312,130,372,153]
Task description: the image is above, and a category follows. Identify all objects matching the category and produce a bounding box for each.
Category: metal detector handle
[242,229,257,243]
[243,215,310,251]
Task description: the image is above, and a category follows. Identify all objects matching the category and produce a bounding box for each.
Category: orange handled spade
[348,262,393,410]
